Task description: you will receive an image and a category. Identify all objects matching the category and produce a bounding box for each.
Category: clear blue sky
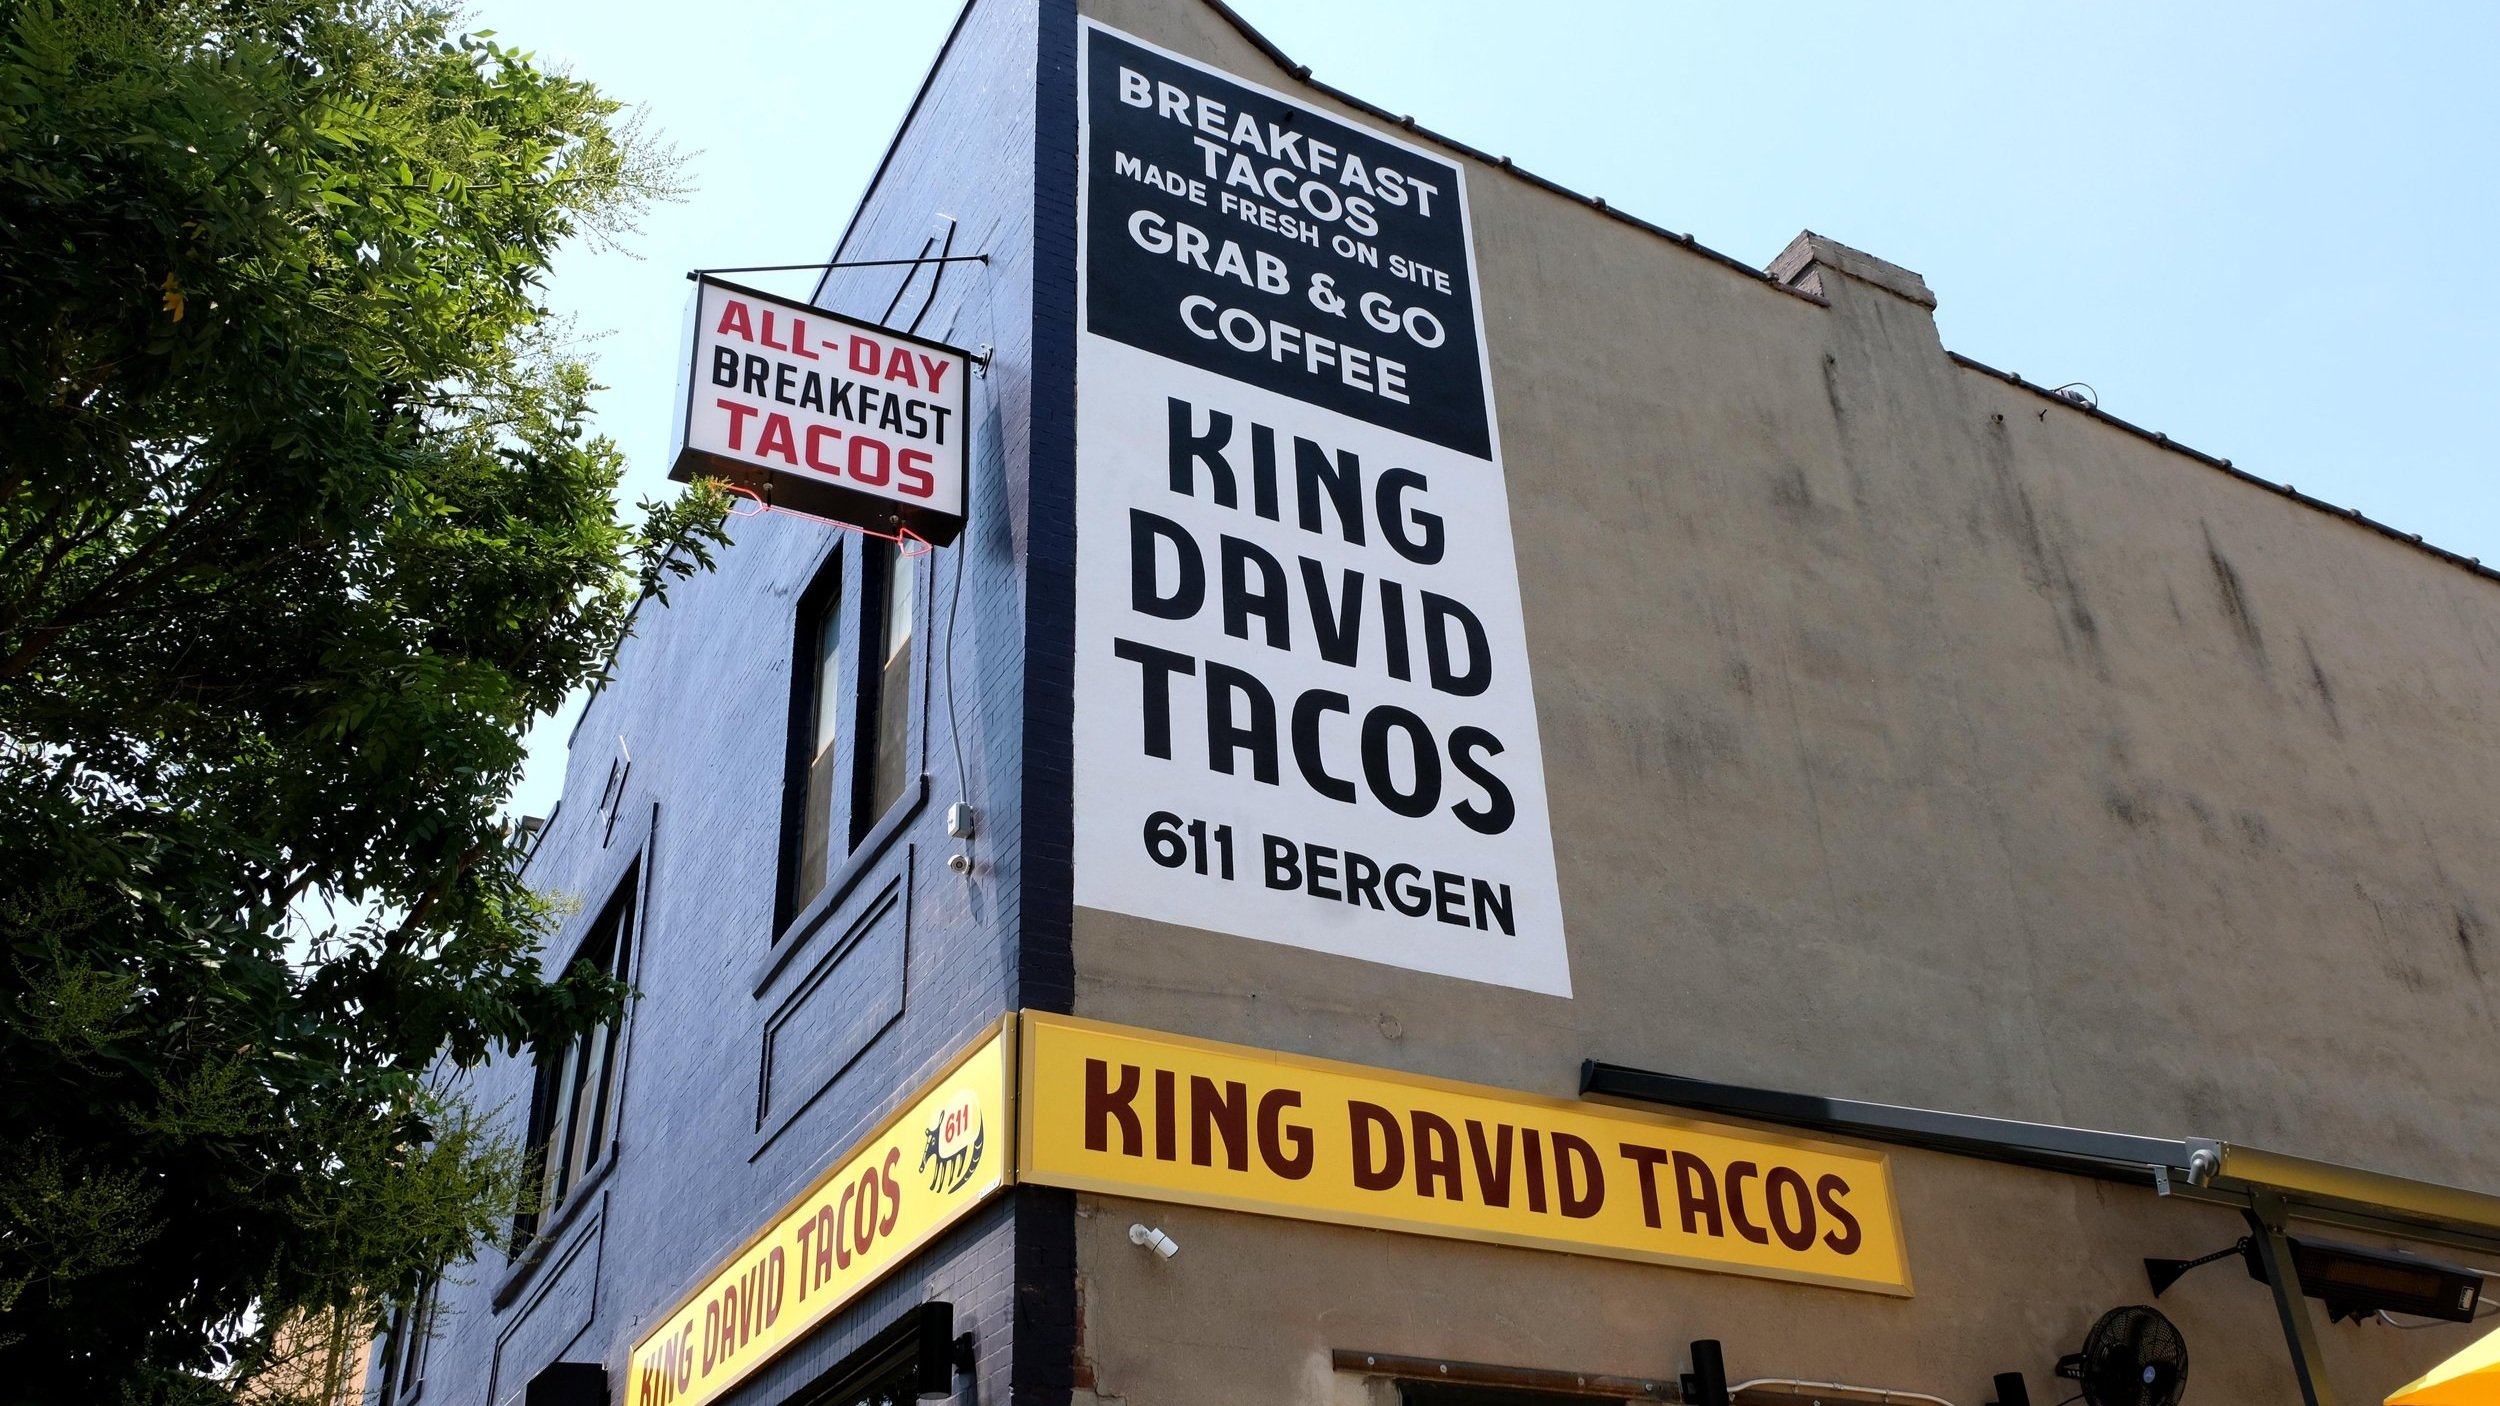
[488,0,2500,824]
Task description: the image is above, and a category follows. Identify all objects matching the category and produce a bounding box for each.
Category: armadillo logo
[920,1089,984,1194]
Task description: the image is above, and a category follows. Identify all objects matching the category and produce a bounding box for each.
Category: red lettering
[849,334,882,375]
[918,353,950,394]
[847,434,890,486]
[1086,1059,1143,1155]
[715,300,753,341]
[1349,1101,1404,1190]
[1188,1077,1248,1171]
[1817,1173,1863,1254]
[898,448,935,498]
[1467,1121,1516,1208]
[883,346,920,388]
[792,317,821,360]
[1673,1151,1722,1236]
[1618,1142,1670,1228]
[1765,1167,1816,1251]
[835,1183,856,1270]
[1256,1088,1313,1178]
[1552,1132,1604,1218]
[792,1217,815,1300]
[1726,1161,1770,1245]
[852,1166,879,1256]
[759,309,789,352]
[1522,1128,1548,1213]
[1409,1110,1461,1200]
[756,413,798,465]
[716,398,757,449]
[804,425,843,474]
[1153,1068,1177,1162]
[879,1147,903,1235]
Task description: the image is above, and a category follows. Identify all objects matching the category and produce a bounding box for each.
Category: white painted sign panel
[1073,21,1571,996]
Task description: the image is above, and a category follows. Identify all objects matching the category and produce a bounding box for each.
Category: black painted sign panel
[1082,28,1489,459]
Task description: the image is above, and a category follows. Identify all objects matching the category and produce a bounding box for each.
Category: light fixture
[1680,1340,1728,1406]
[2147,1235,2483,1323]
[1128,1223,1178,1259]
[912,1302,959,1401]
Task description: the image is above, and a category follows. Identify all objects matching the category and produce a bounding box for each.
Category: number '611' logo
[920,1091,984,1194]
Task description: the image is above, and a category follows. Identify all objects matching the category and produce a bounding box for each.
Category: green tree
[0,0,726,1398]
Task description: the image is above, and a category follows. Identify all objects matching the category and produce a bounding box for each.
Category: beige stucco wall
[1066,1,2500,1401]
[1068,1152,2450,1406]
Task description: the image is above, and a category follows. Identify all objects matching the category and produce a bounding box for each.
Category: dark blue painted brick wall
[401,2,1059,1402]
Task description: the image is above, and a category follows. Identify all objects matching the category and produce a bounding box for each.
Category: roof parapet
[1770,230,1937,310]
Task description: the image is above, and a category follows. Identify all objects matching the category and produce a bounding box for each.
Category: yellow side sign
[628,1021,1014,1406]
[1018,1013,1910,1295]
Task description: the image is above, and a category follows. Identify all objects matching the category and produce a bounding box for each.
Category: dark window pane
[794,576,845,911]
[540,1035,583,1210]
[520,876,636,1246]
[864,543,915,830]
[390,1281,435,1397]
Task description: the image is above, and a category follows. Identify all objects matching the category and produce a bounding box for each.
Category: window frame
[776,539,928,943]
[512,858,639,1259]
[780,543,849,930]
[376,1278,437,1403]
[853,538,922,846]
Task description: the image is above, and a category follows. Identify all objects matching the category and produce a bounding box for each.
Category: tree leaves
[0,0,727,1397]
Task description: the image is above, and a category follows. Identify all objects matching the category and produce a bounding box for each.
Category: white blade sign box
[671,276,972,545]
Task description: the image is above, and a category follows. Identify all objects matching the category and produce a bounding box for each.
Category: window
[858,540,916,837]
[376,1279,436,1401]
[790,1302,956,1406]
[516,874,634,1250]
[793,556,848,913]
[783,540,920,926]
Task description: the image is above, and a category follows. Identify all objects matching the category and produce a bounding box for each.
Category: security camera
[1128,1223,1178,1259]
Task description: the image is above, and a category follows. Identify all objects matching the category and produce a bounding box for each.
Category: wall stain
[1726,657,1756,701]
[1769,463,1815,520]
[1982,417,2104,671]
[2236,811,2272,853]
[2203,523,2268,665]
[2299,632,2344,737]
[2105,785,2158,832]
[2356,882,2432,992]
[1819,351,1877,519]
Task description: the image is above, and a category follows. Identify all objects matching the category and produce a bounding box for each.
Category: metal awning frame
[1582,1062,2500,1406]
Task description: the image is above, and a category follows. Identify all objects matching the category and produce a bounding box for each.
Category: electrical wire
[942,506,969,813]
[934,273,989,826]
[2378,1293,2500,1329]
[1728,1379,1956,1406]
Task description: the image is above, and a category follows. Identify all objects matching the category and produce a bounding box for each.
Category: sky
[483,0,2500,823]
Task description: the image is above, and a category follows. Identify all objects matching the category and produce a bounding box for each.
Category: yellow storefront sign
[1018,1013,1910,1295]
[627,1019,1015,1406]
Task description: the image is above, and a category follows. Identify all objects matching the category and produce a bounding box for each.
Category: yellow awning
[2389,1324,2500,1405]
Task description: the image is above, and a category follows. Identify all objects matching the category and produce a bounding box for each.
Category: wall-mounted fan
[2056,1305,2189,1406]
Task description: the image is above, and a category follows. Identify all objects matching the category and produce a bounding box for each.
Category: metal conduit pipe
[1730,1380,1960,1406]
